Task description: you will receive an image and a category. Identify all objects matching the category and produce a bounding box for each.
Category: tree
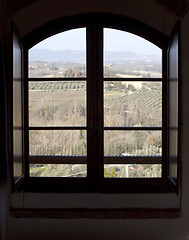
[104,167,118,178]
[127,84,136,92]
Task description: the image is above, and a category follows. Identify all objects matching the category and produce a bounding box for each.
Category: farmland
[29,61,162,178]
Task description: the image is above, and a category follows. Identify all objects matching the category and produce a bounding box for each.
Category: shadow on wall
[0,29,9,240]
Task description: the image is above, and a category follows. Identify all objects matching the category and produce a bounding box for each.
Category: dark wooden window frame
[18,13,180,193]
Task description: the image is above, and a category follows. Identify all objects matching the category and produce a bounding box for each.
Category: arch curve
[23,13,169,50]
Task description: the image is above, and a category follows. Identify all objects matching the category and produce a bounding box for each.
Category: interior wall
[2,0,189,239]
[180,6,189,221]
[13,0,176,37]
[0,1,9,239]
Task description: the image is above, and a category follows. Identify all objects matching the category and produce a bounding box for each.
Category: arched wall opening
[11,0,177,38]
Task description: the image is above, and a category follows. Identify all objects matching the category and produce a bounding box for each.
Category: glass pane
[29,130,87,156]
[29,81,86,127]
[30,164,87,177]
[104,81,162,127]
[29,28,86,78]
[104,164,161,178]
[104,28,162,78]
[104,131,162,156]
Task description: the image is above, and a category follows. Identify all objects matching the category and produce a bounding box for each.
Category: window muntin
[26,24,166,191]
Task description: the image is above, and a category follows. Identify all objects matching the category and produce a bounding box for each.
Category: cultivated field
[29,62,162,178]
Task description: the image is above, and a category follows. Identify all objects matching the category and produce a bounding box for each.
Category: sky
[32,27,161,56]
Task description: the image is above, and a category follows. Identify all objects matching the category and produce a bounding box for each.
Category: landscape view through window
[28,28,163,178]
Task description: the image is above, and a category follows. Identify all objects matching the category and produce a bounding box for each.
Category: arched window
[12,14,180,193]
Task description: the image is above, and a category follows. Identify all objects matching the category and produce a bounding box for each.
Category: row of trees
[29,62,86,78]
[29,61,161,79]
[29,79,162,178]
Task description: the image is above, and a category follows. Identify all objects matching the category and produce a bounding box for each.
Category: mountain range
[29,49,161,64]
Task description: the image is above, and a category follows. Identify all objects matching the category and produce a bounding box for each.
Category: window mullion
[87,24,104,190]
[96,26,104,189]
[87,24,98,189]
[24,49,29,179]
[162,48,168,182]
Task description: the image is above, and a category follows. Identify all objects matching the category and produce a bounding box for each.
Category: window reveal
[21,18,177,193]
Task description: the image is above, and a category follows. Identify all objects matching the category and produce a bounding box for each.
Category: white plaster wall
[0,3,9,239]
[7,1,189,239]
[13,0,176,37]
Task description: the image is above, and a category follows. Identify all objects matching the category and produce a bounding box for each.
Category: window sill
[18,177,177,194]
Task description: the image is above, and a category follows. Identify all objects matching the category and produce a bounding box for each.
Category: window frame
[18,14,179,193]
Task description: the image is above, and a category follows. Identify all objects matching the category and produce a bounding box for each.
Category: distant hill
[29,49,86,63]
[104,51,161,64]
[29,49,161,64]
